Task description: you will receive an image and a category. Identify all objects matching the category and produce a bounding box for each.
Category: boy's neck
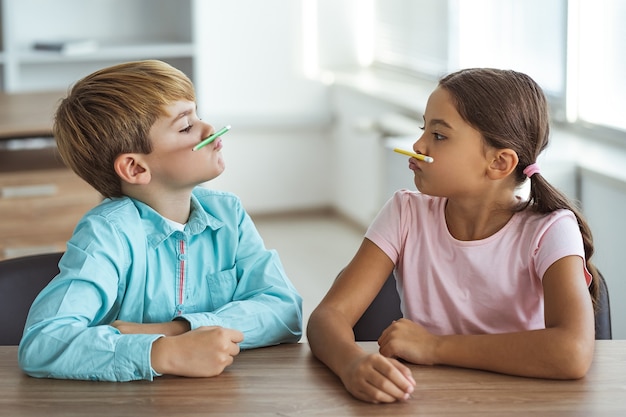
[125,186,193,224]
[153,196,192,224]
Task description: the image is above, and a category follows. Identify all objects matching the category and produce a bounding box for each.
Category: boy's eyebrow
[171,109,193,125]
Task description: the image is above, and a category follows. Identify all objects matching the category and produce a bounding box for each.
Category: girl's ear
[114,153,151,185]
[487,148,519,180]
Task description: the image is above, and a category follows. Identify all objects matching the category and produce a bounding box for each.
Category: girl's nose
[413,136,425,154]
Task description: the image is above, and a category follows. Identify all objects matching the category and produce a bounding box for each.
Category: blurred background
[1,0,624,336]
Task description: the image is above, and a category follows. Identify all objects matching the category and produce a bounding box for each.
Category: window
[372,0,626,136]
[573,0,626,132]
[374,0,449,77]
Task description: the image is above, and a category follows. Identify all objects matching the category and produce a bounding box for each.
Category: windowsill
[550,128,626,191]
[327,67,436,118]
[327,67,626,190]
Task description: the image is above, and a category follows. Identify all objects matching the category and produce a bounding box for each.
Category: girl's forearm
[307,308,366,378]
[433,329,594,379]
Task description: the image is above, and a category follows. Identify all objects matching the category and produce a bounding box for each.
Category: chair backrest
[594,272,612,340]
[353,271,612,341]
[0,252,63,345]
[352,274,402,341]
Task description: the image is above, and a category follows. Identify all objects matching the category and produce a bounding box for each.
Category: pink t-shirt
[365,190,591,335]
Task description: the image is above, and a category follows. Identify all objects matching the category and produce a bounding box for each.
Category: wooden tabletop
[0,91,65,139]
[1,341,625,416]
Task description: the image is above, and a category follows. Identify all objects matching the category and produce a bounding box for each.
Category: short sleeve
[533,210,592,286]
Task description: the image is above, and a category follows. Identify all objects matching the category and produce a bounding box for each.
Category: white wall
[191,0,383,214]
[194,0,329,125]
[201,126,333,214]
[193,0,335,213]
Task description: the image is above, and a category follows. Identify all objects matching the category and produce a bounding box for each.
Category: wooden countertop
[1,341,626,416]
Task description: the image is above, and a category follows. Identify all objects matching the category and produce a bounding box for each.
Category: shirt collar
[133,194,225,248]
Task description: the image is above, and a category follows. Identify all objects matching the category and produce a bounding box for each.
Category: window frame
[369,0,626,144]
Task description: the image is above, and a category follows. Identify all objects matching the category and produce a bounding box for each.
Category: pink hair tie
[523,162,541,178]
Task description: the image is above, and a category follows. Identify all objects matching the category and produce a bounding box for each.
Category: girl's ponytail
[522,169,599,307]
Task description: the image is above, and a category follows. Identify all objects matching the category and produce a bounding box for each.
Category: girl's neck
[444,195,518,241]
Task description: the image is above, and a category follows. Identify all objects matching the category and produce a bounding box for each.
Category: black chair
[593,272,612,340]
[352,274,402,341]
[0,252,63,345]
[353,272,612,341]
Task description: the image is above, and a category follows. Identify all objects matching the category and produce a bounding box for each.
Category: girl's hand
[339,352,416,403]
[378,318,440,365]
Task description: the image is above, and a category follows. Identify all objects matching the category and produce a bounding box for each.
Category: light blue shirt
[18,187,302,381]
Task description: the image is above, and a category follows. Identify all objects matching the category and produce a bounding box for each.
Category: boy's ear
[114,153,151,185]
[487,148,519,180]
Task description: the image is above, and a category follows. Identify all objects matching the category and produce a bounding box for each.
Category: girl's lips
[408,158,420,171]
[213,138,223,151]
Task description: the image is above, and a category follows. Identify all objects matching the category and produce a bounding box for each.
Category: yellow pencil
[393,147,434,163]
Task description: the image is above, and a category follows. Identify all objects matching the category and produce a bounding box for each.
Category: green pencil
[192,125,231,151]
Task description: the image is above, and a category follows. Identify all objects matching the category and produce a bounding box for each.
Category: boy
[18,60,302,381]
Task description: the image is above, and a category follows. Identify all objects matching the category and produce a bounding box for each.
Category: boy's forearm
[19,326,159,381]
[111,320,190,336]
[181,296,302,348]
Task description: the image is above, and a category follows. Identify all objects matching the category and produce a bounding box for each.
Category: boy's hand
[150,326,244,377]
[340,352,415,403]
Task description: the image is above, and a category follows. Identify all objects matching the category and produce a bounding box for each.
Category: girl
[307,68,597,403]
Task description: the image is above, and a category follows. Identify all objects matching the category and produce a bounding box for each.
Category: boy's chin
[204,166,226,183]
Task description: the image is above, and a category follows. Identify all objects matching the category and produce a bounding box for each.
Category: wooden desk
[1,341,625,416]
[0,91,101,259]
[0,91,63,139]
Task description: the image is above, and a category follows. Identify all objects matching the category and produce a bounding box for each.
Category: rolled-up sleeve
[18,211,162,381]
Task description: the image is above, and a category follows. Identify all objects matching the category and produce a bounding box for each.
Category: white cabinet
[330,84,412,229]
[0,0,198,259]
[0,0,197,92]
[328,71,433,228]
[580,167,626,339]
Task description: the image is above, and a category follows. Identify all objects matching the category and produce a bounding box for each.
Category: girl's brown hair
[54,60,196,198]
[439,68,599,306]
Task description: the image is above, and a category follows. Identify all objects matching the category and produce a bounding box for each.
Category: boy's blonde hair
[54,60,196,198]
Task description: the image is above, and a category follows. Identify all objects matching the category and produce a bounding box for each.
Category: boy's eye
[180,125,193,133]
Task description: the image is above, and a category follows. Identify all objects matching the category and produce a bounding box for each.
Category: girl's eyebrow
[423,115,453,129]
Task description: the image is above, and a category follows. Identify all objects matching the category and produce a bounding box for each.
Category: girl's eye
[180,125,193,133]
[420,125,445,140]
